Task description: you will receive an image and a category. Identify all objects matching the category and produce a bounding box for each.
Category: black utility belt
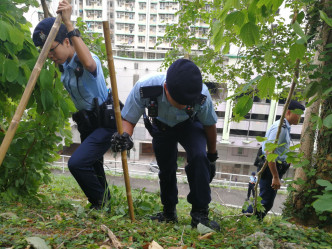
[72,97,116,129]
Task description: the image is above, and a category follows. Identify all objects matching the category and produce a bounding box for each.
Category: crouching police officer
[33,0,117,210]
[111,59,220,231]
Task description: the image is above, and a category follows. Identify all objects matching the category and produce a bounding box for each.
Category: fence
[52,155,288,191]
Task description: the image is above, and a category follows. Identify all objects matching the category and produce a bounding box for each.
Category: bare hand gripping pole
[0,14,62,166]
[102,21,135,221]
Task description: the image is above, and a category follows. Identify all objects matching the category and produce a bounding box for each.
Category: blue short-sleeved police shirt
[61,52,108,111]
[121,73,217,127]
[262,119,291,162]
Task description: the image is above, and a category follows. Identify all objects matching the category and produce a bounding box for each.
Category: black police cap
[166,59,202,105]
[288,100,305,111]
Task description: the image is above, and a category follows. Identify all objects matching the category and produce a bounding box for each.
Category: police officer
[246,172,257,201]
[244,100,305,219]
[111,59,220,231]
[33,0,117,210]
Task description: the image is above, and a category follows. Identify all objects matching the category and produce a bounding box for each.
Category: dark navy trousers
[152,119,211,210]
[68,126,116,206]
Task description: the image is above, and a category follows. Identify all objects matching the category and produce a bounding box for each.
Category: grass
[0,174,331,249]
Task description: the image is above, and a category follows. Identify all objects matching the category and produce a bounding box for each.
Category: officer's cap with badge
[166,59,202,105]
[32,17,68,47]
[288,100,305,111]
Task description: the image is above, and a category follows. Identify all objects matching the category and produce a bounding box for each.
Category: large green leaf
[41,90,54,110]
[319,10,332,27]
[257,75,275,98]
[257,0,272,8]
[291,21,307,41]
[264,51,272,65]
[9,27,25,47]
[39,69,53,89]
[4,59,19,82]
[225,11,245,29]
[212,20,224,52]
[289,43,306,62]
[233,95,253,117]
[323,114,332,129]
[240,22,260,47]
[0,20,10,41]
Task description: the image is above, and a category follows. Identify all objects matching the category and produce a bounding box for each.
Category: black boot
[191,207,220,231]
[150,206,178,223]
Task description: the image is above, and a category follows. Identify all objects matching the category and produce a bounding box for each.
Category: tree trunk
[41,0,53,18]
[286,0,332,229]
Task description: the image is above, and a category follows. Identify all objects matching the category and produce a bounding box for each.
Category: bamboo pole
[0,14,62,166]
[102,21,135,222]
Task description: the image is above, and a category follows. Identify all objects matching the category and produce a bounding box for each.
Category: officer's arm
[122,119,136,136]
[57,0,96,73]
[203,124,217,154]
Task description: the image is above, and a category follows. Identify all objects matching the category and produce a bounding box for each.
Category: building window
[147,53,155,59]
[138,36,145,43]
[139,14,146,21]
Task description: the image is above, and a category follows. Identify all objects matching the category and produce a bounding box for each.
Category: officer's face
[287,110,301,125]
[164,83,187,110]
[45,38,72,65]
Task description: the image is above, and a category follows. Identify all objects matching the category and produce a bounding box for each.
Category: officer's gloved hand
[111,132,134,152]
[207,152,218,183]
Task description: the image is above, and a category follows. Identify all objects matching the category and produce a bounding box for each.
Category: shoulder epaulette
[140,86,163,98]
[195,94,207,105]
[282,119,287,128]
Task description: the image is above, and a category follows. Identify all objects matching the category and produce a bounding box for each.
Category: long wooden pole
[102,21,135,222]
[0,14,62,166]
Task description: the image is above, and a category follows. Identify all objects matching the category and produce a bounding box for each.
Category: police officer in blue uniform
[33,0,117,210]
[111,59,220,231]
[244,100,305,219]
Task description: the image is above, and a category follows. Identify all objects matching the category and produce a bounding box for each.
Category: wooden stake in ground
[102,21,135,222]
[0,14,62,166]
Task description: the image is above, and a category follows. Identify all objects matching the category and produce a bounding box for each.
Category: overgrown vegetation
[1,174,331,248]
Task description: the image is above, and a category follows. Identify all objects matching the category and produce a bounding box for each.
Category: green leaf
[26,237,51,249]
[0,20,10,41]
[304,81,320,99]
[257,75,275,98]
[212,20,224,52]
[225,11,245,29]
[323,114,332,129]
[257,0,272,8]
[197,223,214,234]
[39,69,53,89]
[319,10,332,27]
[289,43,306,62]
[9,27,25,47]
[240,22,260,47]
[256,136,267,142]
[264,51,272,65]
[267,153,278,162]
[4,59,19,82]
[291,21,307,41]
[291,109,304,115]
[233,95,253,117]
[41,90,54,110]
[317,179,332,190]
[289,144,301,150]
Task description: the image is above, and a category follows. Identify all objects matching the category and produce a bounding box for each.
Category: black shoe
[150,211,178,223]
[191,208,220,231]
[89,199,111,212]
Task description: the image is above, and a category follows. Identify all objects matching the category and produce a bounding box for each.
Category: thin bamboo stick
[102,21,135,222]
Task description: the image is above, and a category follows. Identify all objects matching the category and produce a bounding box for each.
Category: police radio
[185,105,194,118]
[148,98,158,117]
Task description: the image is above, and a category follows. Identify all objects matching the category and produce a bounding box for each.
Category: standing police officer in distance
[111,59,220,231]
[33,0,117,210]
[244,100,305,220]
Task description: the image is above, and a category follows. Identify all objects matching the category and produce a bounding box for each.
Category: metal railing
[52,155,288,191]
